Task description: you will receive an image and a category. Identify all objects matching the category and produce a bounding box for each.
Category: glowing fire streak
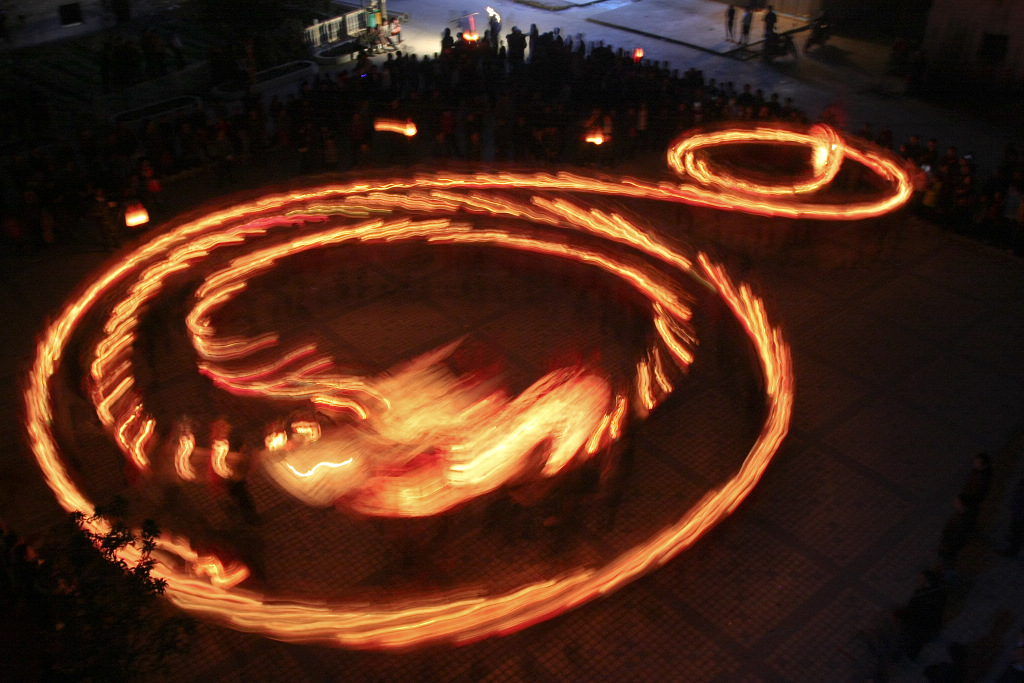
[24,207,785,648]
[287,458,353,478]
[676,124,844,197]
[166,210,688,519]
[666,123,911,219]
[23,123,908,649]
[175,432,197,481]
[211,439,232,479]
[291,420,322,443]
[265,430,287,451]
[373,118,418,137]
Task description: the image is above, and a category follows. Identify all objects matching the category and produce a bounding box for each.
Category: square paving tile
[913,239,1024,307]
[788,351,872,437]
[653,519,831,648]
[765,587,886,683]
[475,302,607,381]
[530,585,741,682]
[821,393,981,500]
[644,386,761,488]
[583,453,708,558]
[861,503,953,602]
[953,306,1024,381]
[854,272,987,346]
[323,297,458,369]
[790,306,935,386]
[260,504,390,597]
[893,352,1024,440]
[746,447,914,566]
[757,272,843,332]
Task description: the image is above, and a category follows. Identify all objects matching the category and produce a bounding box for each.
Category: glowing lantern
[585,130,605,145]
[633,47,644,63]
[125,202,150,228]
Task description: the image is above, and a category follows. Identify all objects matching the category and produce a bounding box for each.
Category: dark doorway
[58,3,83,26]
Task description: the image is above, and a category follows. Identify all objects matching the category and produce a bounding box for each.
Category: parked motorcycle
[803,16,831,53]
[762,31,798,63]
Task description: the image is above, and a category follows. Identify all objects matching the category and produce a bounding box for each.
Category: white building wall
[4,0,103,25]
[924,0,1024,85]
[772,0,822,19]
[1,0,120,48]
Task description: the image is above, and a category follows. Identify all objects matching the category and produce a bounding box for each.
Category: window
[58,3,83,26]
[978,33,1009,64]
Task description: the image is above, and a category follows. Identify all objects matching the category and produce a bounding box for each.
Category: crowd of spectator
[857,453,1024,680]
[1,21,1021,256]
[853,124,1024,252]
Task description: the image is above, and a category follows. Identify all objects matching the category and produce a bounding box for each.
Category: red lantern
[633,47,644,63]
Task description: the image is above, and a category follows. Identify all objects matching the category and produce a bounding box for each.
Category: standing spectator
[507,26,526,72]
[390,17,402,46]
[170,31,186,70]
[959,452,993,519]
[999,477,1024,558]
[763,5,777,38]
[740,8,753,46]
[725,5,736,42]
[938,495,973,576]
[206,126,235,185]
[919,138,939,169]
[876,126,894,150]
[488,8,501,52]
[895,570,947,661]
[996,630,1024,683]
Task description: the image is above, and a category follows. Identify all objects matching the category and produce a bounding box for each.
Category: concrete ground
[1,0,1023,681]
[3,155,1024,683]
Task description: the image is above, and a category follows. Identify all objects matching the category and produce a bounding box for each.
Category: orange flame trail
[23,123,909,648]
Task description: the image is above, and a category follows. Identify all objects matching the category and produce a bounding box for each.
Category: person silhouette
[740,8,753,46]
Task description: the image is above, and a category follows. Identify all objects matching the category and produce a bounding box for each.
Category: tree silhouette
[24,500,195,680]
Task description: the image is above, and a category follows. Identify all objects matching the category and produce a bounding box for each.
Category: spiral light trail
[24,124,908,648]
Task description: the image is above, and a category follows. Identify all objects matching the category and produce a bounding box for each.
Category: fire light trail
[373,118,417,137]
[179,215,685,516]
[665,123,912,219]
[674,124,844,196]
[24,123,906,649]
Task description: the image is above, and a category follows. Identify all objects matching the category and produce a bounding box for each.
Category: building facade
[776,0,822,18]
[1,0,131,48]
[923,0,1024,88]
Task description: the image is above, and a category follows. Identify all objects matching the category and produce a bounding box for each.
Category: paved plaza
[2,150,1023,681]
[1,1,1023,681]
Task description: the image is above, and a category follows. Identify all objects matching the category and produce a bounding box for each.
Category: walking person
[725,4,736,42]
[740,8,753,46]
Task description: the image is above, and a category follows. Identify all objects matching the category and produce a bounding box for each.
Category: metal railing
[303,11,366,48]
